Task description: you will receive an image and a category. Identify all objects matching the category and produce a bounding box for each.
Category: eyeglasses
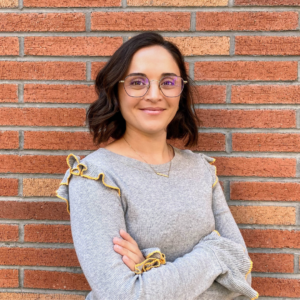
[119,75,188,98]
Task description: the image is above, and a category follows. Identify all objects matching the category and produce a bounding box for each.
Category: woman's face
[118,45,181,137]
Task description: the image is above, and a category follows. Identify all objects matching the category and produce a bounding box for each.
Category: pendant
[156,172,169,177]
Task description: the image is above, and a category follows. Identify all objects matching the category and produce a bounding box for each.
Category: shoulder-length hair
[87,32,201,148]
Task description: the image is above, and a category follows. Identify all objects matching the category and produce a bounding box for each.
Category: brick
[91,62,106,80]
[128,0,227,5]
[25,37,123,56]
[0,293,85,300]
[0,62,85,80]
[0,270,18,288]
[24,84,96,103]
[231,85,300,104]
[236,0,300,5]
[230,205,295,225]
[0,201,69,220]
[236,36,300,56]
[0,37,18,55]
[232,133,300,152]
[249,253,294,273]
[197,109,296,128]
[252,277,300,298]
[0,155,68,174]
[23,178,62,197]
[241,229,300,248]
[194,61,298,81]
[24,224,72,243]
[170,133,226,152]
[24,131,97,150]
[214,157,296,177]
[91,12,190,31]
[0,247,79,267]
[196,12,298,31]
[24,270,90,291]
[0,108,86,127]
[194,85,226,104]
[0,224,18,242]
[0,179,18,196]
[0,13,85,32]
[24,0,120,7]
[164,37,230,56]
[195,133,226,151]
[184,62,190,74]
[0,0,18,7]
[0,84,18,103]
[231,181,300,201]
[0,131,19,149]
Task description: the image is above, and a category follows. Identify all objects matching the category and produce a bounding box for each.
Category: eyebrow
[127,72,179,77]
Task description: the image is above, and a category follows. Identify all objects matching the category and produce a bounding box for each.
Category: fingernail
[120,229,126,233]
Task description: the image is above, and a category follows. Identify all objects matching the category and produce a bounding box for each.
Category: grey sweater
[56,146,259,300]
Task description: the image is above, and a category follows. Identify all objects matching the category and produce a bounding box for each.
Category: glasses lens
[124,75,149,97]
[160,76,184,97]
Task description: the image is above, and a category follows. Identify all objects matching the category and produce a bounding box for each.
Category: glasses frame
[119,75,188,98]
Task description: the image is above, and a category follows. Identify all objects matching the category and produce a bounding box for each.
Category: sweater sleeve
[199,154,259,300]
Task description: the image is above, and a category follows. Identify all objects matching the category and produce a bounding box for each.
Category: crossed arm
[112,180,254,300]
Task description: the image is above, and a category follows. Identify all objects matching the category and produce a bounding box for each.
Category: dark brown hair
[87,32,201,148]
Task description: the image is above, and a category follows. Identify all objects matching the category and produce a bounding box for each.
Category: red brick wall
[0,0,300,298]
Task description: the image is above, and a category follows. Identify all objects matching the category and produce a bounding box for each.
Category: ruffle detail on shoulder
[200,153,218,188]
[56,153,121,215]
[134,249,166,275]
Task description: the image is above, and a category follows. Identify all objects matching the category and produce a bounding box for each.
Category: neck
[121,130,173,165]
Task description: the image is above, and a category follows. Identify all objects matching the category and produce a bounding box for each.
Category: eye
[162,80,174,86]
[131,80,144,86]
[161,77,177,87]
[129,77,148,86]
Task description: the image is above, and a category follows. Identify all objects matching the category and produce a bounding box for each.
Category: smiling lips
[140,108,165,115]
[140,107,165,111]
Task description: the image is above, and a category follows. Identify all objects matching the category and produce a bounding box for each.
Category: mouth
[140,109,165,115]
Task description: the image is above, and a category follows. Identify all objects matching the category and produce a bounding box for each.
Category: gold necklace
[122,137,173,178]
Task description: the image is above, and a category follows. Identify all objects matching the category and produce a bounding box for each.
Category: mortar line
[19,37,24,57]
[85,11,91,32]
[86,61,91,81]
[230,34,235,56]
[19,267,23,288]
[190,12,196,31]
[18,84,23,103]
[294,254,299,273]
[225,84,231,103]
[226,131,232,154]
[297,157,300,178]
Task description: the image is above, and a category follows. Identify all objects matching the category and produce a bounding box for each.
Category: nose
[145,80,163,99]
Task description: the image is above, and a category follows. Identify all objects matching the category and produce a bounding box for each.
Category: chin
[139,125,167,134]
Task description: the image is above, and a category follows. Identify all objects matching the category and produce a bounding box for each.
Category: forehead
[125,45,180,76]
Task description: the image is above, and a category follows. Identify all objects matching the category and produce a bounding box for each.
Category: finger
[113,237,137,254]
[120,229,138,246]
[123,255,135,272]
[113,244,141,264]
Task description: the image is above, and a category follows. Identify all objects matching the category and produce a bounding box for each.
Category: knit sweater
[56,145,259,300]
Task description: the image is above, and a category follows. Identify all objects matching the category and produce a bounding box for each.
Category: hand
[113,229,146,271]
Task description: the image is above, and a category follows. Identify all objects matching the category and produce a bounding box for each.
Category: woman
[56,32,259,300]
